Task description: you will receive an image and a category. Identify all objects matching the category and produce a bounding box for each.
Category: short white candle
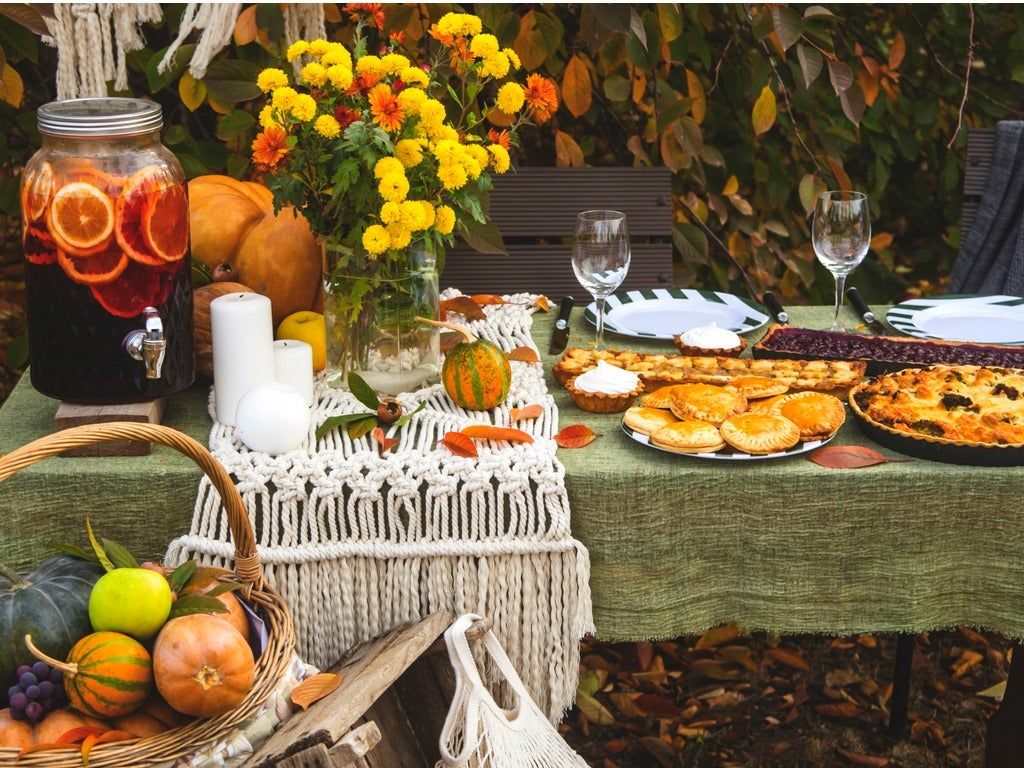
[274,339,314,406]
[211,292,275,426]
[235,382,310,455]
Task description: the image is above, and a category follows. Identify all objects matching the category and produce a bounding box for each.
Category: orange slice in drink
[23,226,57,265]
[20,162,55,223]
[57,244,129,285]
[142,184,188,262]
[90,258,173,318]
[115,166,172,266]
[47,181,115,255]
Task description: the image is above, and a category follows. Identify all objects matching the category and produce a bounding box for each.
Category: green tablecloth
[2,305,1024,641]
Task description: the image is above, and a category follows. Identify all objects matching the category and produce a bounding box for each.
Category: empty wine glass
[572,210,630,347]
[813,191,870,332]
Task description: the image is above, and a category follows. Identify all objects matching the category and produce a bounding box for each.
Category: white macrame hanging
[437,614,591,768]
[42,3,162,99]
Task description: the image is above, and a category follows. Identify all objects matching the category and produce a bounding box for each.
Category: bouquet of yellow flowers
[250,11,558,390]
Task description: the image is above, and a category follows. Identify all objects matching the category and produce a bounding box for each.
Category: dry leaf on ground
[471,294,507,305]
[507,346,540,363]
[371,427,399,454]
[808,445,897,468]
[440,295,486,320]
[291,672,344,710]
[510,404,544,421]
[461,425,534,443]
[439,431,478,458]
[554,424,596,448]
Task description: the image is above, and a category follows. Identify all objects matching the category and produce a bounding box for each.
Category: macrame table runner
[166,294,594,719]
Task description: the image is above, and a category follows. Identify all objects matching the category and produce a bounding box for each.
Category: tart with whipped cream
[674,322,747,357]
[565,360,644,413]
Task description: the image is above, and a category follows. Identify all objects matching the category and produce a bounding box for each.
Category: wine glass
[572,210,631,347]
[812,191,870,332]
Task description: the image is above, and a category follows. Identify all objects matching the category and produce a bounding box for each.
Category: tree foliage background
[0,3,1020,314]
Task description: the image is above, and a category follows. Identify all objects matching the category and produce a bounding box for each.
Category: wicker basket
[0,422,297,768]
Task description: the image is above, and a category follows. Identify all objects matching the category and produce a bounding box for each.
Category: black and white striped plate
[886,294,1024,345]
[621,420,835,461]
[584,288,769,340]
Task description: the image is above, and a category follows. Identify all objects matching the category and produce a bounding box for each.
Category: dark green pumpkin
[0,556,102,703]
[442,337,512,411]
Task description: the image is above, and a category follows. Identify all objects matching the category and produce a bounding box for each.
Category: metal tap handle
[125,306,167,379]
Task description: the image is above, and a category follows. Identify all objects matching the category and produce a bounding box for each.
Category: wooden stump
[53,399,164,456]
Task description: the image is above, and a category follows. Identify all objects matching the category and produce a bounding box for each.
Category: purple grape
[15,665,31,678]
[9,707,24,721]
[48,668,62,685]
[31,662,48,679]
[24,701,42,721]
[24,684,40,701]
[7,685,19,700]
[38,681,54,699]
[18,672,36,688]
[9,692,27,710]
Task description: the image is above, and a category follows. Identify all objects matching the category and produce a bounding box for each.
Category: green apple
[88,568,173,641]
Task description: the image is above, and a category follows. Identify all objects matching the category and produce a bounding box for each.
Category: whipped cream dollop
[679,322,741,350]
[573,360,640,394]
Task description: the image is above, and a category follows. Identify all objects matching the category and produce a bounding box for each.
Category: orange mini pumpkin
[153,615,255,718]
[0,708,33,751]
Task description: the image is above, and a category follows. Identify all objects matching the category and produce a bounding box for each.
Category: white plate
[886,294,1024,345]
[584,288,769,340]
[621,421,836,461]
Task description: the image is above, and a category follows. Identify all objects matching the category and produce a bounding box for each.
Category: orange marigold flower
[344,3,384,30]
[251,125,290,172]
[487,129,511,150]
[389,31,406,44]
[368,83,405,132]
[334,105,361,131]
[346,71,381,96]
[524,74,559,124]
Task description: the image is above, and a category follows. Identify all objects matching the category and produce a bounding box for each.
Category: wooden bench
[962,127,994,235]
[441,167,673,297]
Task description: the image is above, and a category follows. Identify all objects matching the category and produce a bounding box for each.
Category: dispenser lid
[38,98,163,138]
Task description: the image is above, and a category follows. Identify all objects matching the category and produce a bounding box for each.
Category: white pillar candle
[211,292,275,426]
[274,339,314,406]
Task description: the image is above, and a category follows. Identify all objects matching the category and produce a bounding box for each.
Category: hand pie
[728,376,789,400]
[623,406,678,435]
[748,394,787,413]
[640,384,691,409]
[770,391,846,439]
[650,419,726,453]
[668,383,748,424]
[720,413,801,454]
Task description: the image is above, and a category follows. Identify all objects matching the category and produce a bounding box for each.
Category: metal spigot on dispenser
[124,307,166,379]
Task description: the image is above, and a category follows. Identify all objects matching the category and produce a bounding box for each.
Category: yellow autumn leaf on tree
[686,69,706,125]
[554,130,584,167]
[722,175,739,196]
[233,5,258,46]
[752,84,776,136]
[562,54,592,118]
[0,64,24,108]
[179,73,206,112]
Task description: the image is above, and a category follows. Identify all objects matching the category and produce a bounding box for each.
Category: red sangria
[22,99,194,403]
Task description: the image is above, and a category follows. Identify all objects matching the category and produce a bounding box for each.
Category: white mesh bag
[437,614,591,768]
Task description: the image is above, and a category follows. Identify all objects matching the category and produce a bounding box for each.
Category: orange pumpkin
[192,281,255,378]
[0,708,33,751]
[188,175,322,325]
[153,615,255,718]
[180,582,250,643]
[112,710,169,738]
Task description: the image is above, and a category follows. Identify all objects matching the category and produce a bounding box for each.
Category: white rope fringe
[167,293,594,720]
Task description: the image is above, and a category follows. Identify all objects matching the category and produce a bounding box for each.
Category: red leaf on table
[507,346,540,363]
[554,424,596,448]
[836,748,891,767]
[440,296,486,320]
[510,404,544,421]
[56,727,108,744]
[534,295,551,312]
[461,425,534,443]
[808,445,895,469]
[765,646,811,672]
[439,431,478,458]
[81,730,136,766]
[372,426,399,454]
[471,294,507,305]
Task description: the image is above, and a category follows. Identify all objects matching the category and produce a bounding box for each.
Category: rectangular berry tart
[754,324,1024,374]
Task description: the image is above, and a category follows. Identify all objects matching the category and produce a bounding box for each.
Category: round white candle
[211,292,275,426]
[274,339,314,406]
[235,382,310,455]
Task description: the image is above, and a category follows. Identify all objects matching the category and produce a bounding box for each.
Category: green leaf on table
[101,539,138,569]
[347,372,380,411]
[167,594,229,620]
[206,581,244,597]
[347,415,378,440]
[316,412,377,440]
[167,559,197,595]
[393,401,425,429]
[85,518,116,572]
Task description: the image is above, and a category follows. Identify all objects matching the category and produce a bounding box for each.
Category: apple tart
[720,413,801,454]
[728,376,790,400]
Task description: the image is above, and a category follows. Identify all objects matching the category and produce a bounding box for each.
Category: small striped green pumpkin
[442,337,512,411]
[63,631,152,718]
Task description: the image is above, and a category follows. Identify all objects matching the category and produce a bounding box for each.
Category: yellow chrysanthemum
[496,82,525,115]
[300,62,327,87]
[379,171,410,202]
[426,123,459,143]
[465,144,490,171]
[327,64,353,90]
[286,41,309,62]
[436,12,482,37]
[480,52,510,79]
[469,34,499,59]
[321,43,352,69]
[397,87,426,115]
[380,201,403,224]
[431,139,460,165]
[380,53,411,76]
[258,105,279,129]
[386,223,412,249]
[434,204,456,235]
[290,93,317,122]
[271,86,298,111]
[394,139,424,168]
[437,162,468,191]
[399,67,429,88]
[257,68,289,93]
[419,201,435,228]
[356,55,383,78]
[307,39,330,57]
[363,224,390,255]
[400,200,428,231]
[488,144,511,173]
[374,156,405,180]
[504,48,521,70]
[314,114,341,138]
[419,98,446,127]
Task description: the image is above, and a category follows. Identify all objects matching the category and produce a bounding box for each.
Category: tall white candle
[274,339,314,406]
[211,292,275,425]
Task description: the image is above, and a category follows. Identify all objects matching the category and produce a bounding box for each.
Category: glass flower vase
[323,245,441,395]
